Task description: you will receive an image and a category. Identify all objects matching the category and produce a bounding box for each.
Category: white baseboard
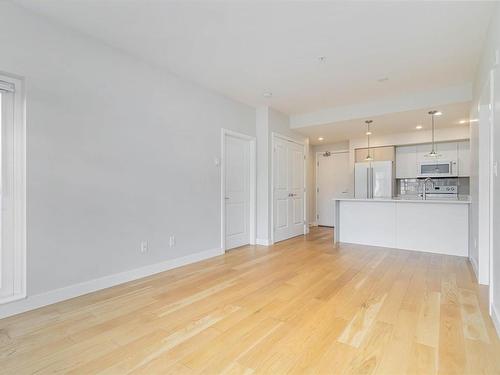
[256,238,271,246]
[0,247,223,320]
[491,303,500,339]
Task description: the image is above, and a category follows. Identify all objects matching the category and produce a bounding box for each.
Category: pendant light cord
[365,120,373,160]
[431,113,435,154]
[427,110,439,157]
[367,123,370,158]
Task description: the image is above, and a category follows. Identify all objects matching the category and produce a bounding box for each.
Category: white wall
[256,107,270,243]
[0,2,255,303]
[471,3,500,326]
[470,104,480,275]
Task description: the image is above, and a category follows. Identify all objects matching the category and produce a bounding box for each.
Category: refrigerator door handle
[366,168,370,199]
[368,167,373,199]
[370,168,375,198]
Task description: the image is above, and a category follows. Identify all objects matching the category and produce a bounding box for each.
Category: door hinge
[317,214,319,220]
[304,155,306,160]
[317,187,319,193]
[317,161,319,167]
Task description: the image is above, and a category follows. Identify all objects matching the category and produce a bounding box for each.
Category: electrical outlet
[140,240,148,253]
[169,235,176,248]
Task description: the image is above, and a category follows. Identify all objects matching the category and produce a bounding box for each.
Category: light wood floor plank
[0,227,499,374]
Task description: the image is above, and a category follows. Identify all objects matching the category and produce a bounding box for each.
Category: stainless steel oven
[417,160,457,178]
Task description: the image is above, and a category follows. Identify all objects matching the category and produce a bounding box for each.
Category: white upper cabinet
[396,140,469,178]
[396,145,417,178]
[458,140,470,177]
[435,142,458,162]
[416,143,433,163]
[416,142,458,163]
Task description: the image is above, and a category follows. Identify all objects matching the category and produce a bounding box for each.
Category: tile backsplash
[397,177,469,196]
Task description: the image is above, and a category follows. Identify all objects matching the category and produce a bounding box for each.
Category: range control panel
[425,185,458,194]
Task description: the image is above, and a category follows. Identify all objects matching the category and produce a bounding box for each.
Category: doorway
[221,129,256,251]
[316,151,350,227]
[272,134,306,243]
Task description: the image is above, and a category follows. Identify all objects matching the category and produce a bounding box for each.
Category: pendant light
[427,110,439,157]
[365,120,373,161]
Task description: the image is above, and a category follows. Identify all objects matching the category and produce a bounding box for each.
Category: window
[0,74,26,304]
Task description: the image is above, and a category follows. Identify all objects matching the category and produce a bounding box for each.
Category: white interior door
[274,137,305,243]
[224,134,250,250]
[317,152,350,226]
[289,142,305,237]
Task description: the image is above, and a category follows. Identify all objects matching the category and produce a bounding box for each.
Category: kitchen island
[333,197,470,256]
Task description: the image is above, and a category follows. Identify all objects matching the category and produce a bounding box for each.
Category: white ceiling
[14,1,494,115]
[299,101,471,145]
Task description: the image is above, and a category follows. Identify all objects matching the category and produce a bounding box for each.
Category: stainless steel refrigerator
[354,161,393,199]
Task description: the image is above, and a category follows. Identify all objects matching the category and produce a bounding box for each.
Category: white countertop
[333,196,470,204]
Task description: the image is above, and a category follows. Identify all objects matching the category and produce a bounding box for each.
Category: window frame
[0,73,26,304]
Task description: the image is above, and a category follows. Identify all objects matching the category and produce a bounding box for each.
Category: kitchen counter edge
[332,197,470,204]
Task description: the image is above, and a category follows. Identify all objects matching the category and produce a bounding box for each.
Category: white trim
[491,303,500,339]
[270,132,306,244]
[489,68,496,314]
[315,149,350,226]
[0,80,15,93]
[0,247,223,319]
[0,72,26,305]
[220,129,256,252]
[256,238,271,246]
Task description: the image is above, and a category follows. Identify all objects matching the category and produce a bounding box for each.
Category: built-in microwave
[418,160,457,178]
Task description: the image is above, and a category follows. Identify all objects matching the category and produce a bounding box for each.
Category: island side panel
[338,200,397,247]
[395,202,469,256]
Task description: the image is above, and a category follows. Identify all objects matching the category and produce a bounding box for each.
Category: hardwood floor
[1,227,500,374]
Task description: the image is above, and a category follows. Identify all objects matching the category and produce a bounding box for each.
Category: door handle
[224,197,230,200]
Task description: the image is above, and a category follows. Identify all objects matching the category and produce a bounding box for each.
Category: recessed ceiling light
[318,137,324,141]
[434,111,442,116]
[459,120,467,124]
[470,119,479,123]
[365,131,372,136]
[416,125,423,130]
[377,77,389,82]
[318,56,327,63]
[263,92,272,98]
